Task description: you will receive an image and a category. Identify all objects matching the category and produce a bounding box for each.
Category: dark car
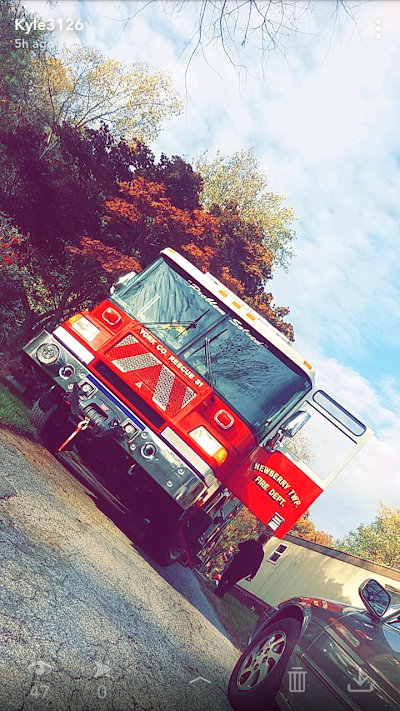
[228,578,400,710]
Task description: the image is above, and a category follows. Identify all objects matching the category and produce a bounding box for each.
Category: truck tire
[31,396,72,452]
[142,520,185,567]
[227,618,301,711]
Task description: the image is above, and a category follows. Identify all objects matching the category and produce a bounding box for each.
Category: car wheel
[31,396,72,452]
[228,618,301,711]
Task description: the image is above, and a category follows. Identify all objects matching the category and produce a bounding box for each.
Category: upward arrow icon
[189,676,211,684]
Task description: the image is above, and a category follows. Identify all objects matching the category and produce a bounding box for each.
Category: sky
[25,0,400,542]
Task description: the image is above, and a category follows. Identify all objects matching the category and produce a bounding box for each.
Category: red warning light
[214,409,234,429]
[102,308,121,326]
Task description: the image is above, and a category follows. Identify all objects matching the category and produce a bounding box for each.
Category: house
[237,534,400,609]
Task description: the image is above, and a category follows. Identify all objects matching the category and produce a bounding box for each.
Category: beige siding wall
[238,537,400,607]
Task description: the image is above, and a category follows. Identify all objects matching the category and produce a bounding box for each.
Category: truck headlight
[36,342,65,367]
[189,426,228,464]
[70,316,100,343]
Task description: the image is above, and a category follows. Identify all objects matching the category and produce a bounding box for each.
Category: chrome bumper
[23,329,207,508]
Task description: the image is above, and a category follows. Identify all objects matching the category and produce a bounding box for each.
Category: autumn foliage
[0,0,296,354]
[103,179,293,339]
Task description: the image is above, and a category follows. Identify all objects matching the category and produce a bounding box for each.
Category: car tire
[228,618,301,711]
[31,396,72,452]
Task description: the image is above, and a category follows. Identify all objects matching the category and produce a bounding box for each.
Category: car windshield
[112,257,312,430]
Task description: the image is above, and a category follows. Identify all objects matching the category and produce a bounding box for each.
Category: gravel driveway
[0,429,238,711]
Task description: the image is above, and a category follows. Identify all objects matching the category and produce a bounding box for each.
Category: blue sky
[26,0,400,541]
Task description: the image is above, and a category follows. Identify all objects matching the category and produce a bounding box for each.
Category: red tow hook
[58,418,90,452]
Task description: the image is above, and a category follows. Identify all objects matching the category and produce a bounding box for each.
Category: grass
[196,573,258,650]
[0,378,37,439]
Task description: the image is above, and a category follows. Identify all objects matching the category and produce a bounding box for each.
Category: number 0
[97,685,107,699]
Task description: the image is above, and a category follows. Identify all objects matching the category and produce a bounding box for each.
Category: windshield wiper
[141,310,211,337]
[205,338,213,387]
[189,328,227,386]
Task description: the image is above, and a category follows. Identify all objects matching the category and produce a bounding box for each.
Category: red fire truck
[22,248,373,565]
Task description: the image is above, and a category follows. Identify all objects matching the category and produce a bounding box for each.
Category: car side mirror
[359,579,391,617]
[281,410,311,438]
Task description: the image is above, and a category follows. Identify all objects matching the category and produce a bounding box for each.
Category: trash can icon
[287,666,307,693]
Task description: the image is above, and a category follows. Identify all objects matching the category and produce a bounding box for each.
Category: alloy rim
[236,630,287,691]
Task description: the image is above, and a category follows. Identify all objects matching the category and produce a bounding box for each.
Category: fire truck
[22,248,373,566]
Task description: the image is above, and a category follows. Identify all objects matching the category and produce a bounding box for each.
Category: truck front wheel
[142,519,185,567]
[31,395,72,452]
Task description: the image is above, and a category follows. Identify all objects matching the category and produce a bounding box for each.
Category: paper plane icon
[94,661,111,678]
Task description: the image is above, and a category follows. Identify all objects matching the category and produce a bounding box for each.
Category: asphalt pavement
[0,429,239,711]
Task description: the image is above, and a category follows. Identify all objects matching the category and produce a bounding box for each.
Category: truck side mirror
[262,410,310,451]
[359,579,391,617]
[281,410,311,438]
[110,271,137,295]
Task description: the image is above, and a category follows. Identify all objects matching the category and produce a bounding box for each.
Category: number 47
[30,684,49,698]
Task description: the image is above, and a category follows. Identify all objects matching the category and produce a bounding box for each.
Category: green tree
[0,0,50,131]
[195,149,296,270]
[1,3,182,151]
[138,153,203,211]
[0,219,141,364]
[0,123,147,252]
[39,45,183,155]
[336,504,400,569]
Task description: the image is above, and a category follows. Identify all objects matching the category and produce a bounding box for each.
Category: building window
[268,544,288,564]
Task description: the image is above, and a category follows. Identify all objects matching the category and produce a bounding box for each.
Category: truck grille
[106,334,197,417]
[93,361,166,429]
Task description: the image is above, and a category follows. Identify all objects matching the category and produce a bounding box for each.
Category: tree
[1,3,183,149]
[290,510,333,547]
[0,0,51,132]
[0,123,147,253]
[195,149,296,270]
[0,222,143,364]
[139,154,203,211]
[104,176,295,338]
[103,177,221,262]
[336,504,400,569]
[123,1,358,77]
[38,45,183,155]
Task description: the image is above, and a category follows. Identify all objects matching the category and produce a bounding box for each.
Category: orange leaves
[102,172,294,340]
[66,237,142,276]
[181,243,216,272]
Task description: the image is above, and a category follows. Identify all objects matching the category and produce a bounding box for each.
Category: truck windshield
[111,258,225,350]
[183,320,312,430]
[111,257,312,430]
